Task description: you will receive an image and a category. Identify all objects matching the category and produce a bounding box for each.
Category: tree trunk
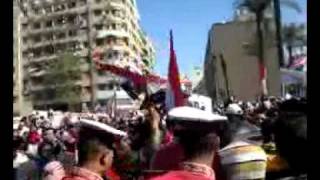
[86,1,96,112]
[287,45,293,67]
[256,13,268,96]
[273,0,284,67]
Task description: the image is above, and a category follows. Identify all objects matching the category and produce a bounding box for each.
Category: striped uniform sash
[219,141,267,180]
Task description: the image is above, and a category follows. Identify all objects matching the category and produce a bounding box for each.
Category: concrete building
[204,20,281,102]
[14,0,33,116]
[20,0,155,110]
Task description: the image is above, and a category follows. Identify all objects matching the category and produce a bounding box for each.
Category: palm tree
[273,0,302,67]
[282,23,306,67]
[234,0,301,96]
[235,0,272,96]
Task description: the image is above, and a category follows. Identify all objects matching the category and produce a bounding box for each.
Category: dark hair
[13,137,28,151]
[273,99,307,174]
[77,128,114,165]
[178,130,217,160]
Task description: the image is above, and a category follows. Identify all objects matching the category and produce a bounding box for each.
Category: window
[45,34,53,41]
[83,42,88,48]
[34,36,41,43]
[56,17,65,25]
[44,45,55,54]
[68,30,77,37]
[95,0,101,3]
[23,37,28,44]
[22,23,28,29]
[98,84,107,90]
[108,84,114,90]
[67,16,76,24]
[57,32,66,39]
[122,24,127,31]
[96,39,103,46]
[45,21,53,28]
[114,51,119,58]
[123,38,128,46]
[34,8,40,14]
[44,6,52,13]
[94,10,102,16]
[33,23,41,29]
[95,24,103,30]
[68,2,76,9]
[112,23,116,30]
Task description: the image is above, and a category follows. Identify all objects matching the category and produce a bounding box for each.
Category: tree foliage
[235,0,301,57]
[43,53,82,109]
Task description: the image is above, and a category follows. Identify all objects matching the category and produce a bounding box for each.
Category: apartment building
[20,0,155,110]
[204,20,281,102]
[14,0,33,116]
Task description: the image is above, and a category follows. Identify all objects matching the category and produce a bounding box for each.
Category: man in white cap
[59,119,127,180]
[218,104,267,180]
[150,106,227,180]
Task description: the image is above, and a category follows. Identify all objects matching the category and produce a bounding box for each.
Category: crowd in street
[13,94,307,180]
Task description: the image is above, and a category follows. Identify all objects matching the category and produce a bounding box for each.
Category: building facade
[20,0,155,110]
[14,0,33,116]
[204,20,281,102]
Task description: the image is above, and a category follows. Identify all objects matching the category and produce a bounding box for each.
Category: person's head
[13,137,28,152]
[38,141,59,161]
[167,106,227,163]
[78,129,115,175]
[77,119,127,175]
[225,103,244,121]
[273,99,307,174]
[178,130,220,161]
[13,130,19,138]
[43,129,56,142]
[30,125,37,132]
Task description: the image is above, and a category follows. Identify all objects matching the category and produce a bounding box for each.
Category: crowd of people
[13,94,307,180]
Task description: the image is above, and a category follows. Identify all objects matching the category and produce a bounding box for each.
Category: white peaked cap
[263,100,272,109]
[168,106,227,122]
[80,119,127,137]
[226,103,243,115]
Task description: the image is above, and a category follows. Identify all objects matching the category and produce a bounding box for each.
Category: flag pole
[219,54,230,99]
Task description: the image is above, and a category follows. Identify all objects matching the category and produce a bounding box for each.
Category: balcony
[24,24,84,36]
[30,55,58,63]
[28,6,87,21]
[96,76,114,84]
[96,90,114,100]
[31,35,87,49]
[96,29,129,39]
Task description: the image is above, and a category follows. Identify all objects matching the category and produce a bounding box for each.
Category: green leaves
[42,53,82,107]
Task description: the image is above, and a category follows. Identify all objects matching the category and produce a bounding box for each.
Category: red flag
[166,30,184,109]
[259,61,267,81]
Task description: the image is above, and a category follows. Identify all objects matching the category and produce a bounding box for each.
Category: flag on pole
[259,61,268,96]
[165,30,184,110]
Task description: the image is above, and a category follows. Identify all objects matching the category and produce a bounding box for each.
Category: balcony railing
[28,6,87,21]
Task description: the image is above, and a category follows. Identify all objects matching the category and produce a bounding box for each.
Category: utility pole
[273,0,284,68]
[85,0,96,111]
[17,6,23,116]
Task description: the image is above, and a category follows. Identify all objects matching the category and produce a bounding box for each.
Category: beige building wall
[204,21,281,102]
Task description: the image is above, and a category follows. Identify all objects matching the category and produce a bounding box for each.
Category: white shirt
[13,152,29,168]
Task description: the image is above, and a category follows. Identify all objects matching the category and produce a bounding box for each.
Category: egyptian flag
[259,61,268,95]
[165,30,184,110]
